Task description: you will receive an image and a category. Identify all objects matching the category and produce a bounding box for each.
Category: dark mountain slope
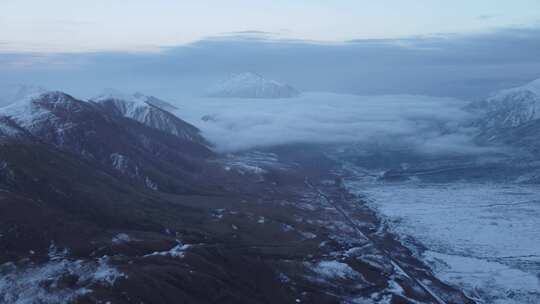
[1,91,217,194]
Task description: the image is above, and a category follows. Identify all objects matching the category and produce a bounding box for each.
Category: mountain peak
[93,88,144,104]
[206,72,300,99]
[476,77,540,132]
[91,90,204,143]
[93,89,177,112]
[2,90,79,112]
[35,91,76,102]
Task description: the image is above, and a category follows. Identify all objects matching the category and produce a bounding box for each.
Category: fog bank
[172,92,490,154]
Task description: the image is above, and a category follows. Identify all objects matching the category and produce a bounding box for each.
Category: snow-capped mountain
[92,90,205,144]
[0,90,214,193]
[0,84,46,107]
[477,78,540,131]
[472,77,540,154]
[206,72,300,99]
[1,91,85,140]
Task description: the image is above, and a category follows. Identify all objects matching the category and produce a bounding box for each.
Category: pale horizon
[2,0,540,53]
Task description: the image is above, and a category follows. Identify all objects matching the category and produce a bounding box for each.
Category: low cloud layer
[173,93,489,155]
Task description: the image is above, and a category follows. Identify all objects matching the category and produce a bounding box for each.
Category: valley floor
[345,180,540,304]
[1,146,475,304]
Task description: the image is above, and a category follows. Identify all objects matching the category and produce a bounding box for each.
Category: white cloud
[173,92,489,155]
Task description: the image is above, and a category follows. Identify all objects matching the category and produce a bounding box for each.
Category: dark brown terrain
[0,93,474,303]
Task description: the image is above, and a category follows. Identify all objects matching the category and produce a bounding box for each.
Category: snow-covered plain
[346,180,540,304]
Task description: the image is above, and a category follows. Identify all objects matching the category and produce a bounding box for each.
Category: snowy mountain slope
[477,78,540,131]
[133,92,178,112]
[0,91,215,193]
[206,72,300,99]
[92,90,205,144]
[0,84,46,107]
[0,116,27,138]
[2,91,80,136]
[473,77,540,154]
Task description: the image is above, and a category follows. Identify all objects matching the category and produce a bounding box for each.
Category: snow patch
[308,260,360,281]
[300,231,317,240]
[145,176,158,191]
[112,233,132,245]
[110,153,129,172]
[0,244,124,304]
[144,241,190,258]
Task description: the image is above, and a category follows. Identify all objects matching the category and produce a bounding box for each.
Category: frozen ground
[346,180,540,304]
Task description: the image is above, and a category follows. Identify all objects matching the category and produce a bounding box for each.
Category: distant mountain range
[206,72,300,99]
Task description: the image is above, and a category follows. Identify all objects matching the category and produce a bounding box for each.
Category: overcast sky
[2,0,540,52]
[1,1,539,99]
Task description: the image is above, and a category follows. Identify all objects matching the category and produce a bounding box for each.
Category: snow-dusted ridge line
[478,77,540,131]
[0,91,79,135]
[0,84,47,107]
[206,72,300,99]
[91,89,205,143]
[492,78,540,98]
[0,87,206,146]
[92,89,177,115]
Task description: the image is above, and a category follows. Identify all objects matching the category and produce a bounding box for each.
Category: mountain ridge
[206,72,300,99]
[0,90,216,194]
[91,90,206,144]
